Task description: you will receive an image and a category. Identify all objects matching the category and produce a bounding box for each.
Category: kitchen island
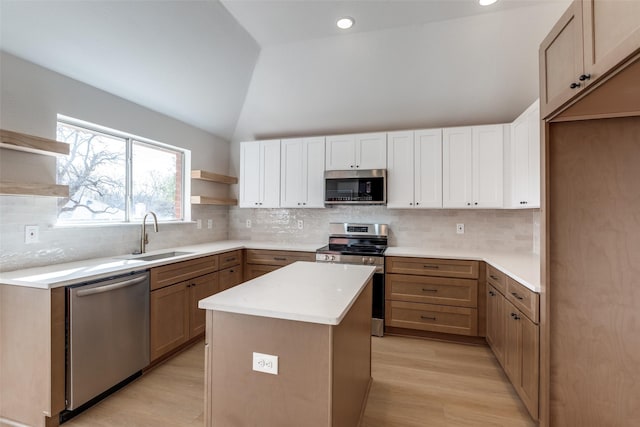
[198,261,375,427]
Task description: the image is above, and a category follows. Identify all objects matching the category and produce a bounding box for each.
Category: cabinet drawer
[150,255,219,291]
[244,264,280,281]
[386,257,479,279]
[386,274,478,308]
[486,264,507,295]
[385,300,478,336]
[506,278,539,323]
[219,250,242,270]
[219,266,242,291]
[245,249,315,266]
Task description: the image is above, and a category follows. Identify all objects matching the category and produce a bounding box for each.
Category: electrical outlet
[196,219,202,229]
[456,223,465,234]
[297,220,304,230]
[246,219,252,228]
[25,225,39,244]
[252,352,278,375]
[207,219,213,229]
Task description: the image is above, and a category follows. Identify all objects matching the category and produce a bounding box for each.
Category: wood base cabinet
[244,249,315,281]
[385,257,479,337]
[485,266,539,421]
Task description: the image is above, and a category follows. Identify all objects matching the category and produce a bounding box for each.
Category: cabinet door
[325,134,356,170]
[442,127,473,208]
[511,111,530,208]
[519,314,540,420]
[472,125,503,208]
[303,137,326,208]
[386,131,415,208]
[583,0,640,85]
[356,132,387,169]
[219,266,243,291]
[150,282,189,361]
[415,129,443,208]
[239,142,261,207]
[503,300,522,386]
[188,273,219,338]
[539,0,585,117]
[280,138,305,208]
[486,286,506,367]
[260,140,281,208]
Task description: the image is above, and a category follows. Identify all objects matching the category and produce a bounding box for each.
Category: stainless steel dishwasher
[66,271,150,411]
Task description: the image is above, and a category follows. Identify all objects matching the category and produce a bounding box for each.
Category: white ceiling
[220,0,545,47]
[0,0,570,142]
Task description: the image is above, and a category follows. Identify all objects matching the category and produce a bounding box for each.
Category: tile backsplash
[0,196,228,272]
[229,206,538,253]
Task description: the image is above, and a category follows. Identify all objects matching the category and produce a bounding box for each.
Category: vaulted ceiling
[0,0,570,142]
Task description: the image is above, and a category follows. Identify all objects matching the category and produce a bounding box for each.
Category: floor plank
[64,336,535,426]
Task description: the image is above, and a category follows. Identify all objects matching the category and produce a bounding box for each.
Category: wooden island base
[204,280,372,427]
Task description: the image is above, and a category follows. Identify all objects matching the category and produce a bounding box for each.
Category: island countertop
[198,261,375,325]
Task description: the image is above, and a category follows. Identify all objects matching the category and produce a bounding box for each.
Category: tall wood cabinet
[387,129,442,209]
[442,125,504,208]
[540,0,640,117]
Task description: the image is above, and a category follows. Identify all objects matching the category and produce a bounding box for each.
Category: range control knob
[324,254,331,261]
[368,257,374,265]
[330,255,336,262]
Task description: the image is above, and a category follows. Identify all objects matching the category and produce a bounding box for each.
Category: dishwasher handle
[76,275,147,297]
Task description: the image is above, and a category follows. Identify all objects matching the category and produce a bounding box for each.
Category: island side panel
[208,311,333,427]
[331,278,373,427]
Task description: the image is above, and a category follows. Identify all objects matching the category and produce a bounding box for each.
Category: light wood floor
[65,336,535,427]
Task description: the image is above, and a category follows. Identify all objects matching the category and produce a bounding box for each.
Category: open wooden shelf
[191,170,237,185]
[0,129,69,157]
[0,181,69,197]
[190,196,237,206]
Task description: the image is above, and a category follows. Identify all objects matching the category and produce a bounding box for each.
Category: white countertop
[0,240,324,289]
[0,240,540,293]
[385,247,540,292]
[198,262,375,325]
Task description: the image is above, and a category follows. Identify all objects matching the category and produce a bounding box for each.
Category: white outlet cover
[252,352,278,375]
[25,225,39,244]
[246,219,252,228]
[196,219,202,229]
[207,219,213,229]
[297,220,303,230]
[456,223,465,234]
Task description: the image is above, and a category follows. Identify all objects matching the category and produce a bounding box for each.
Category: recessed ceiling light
[336,17,355,30]
[479,0,497,5]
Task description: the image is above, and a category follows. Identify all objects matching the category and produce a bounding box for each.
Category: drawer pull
[225,257,236,262]
[511,292,524,300]
[229,269,234,273]
[273,257,287,261]
[489,275,499,280]
[421,288,438,293]
[420,315,437,321]
[423,264,440,269]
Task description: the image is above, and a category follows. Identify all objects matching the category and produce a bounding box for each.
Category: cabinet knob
[416,202,420,206]
[297,202,301,206]
[579,73,591,81]
[474,202,478,205]
[409,202,413,206]
[489,290,495,296]
[356,165,360,168]
[467,202,471,206]
[302,202,306,205]
[570,82,581,89]
[350,165,354,168]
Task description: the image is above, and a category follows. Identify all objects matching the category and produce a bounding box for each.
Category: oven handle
[76,276,147,297]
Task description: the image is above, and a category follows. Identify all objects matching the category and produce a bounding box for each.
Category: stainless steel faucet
[140,211,159,254]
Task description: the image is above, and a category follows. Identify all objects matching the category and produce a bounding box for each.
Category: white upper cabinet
[325,132,386,170]
[506,99,540,208]
[387,129,442,209]
[443,125,504,208]
[239,140,281,208]
[280,137,325,208]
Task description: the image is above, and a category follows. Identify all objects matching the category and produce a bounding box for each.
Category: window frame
[56,115,191,224]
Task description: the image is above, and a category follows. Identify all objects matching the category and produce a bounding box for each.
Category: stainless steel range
[316,222,388,336]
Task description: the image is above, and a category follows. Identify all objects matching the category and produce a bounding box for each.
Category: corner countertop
[0,241,325,289]
[385,247,540,292]
[198,262,375,325]
[0,241,540,293]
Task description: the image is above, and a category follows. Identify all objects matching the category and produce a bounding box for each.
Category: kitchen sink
[124,251,194,262]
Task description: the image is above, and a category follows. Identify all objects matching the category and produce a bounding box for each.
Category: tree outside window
[56,120,185,223]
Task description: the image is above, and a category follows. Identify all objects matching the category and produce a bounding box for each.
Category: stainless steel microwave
[324,169,387,205]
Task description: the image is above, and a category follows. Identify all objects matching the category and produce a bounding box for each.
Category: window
[56,118,188,223]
